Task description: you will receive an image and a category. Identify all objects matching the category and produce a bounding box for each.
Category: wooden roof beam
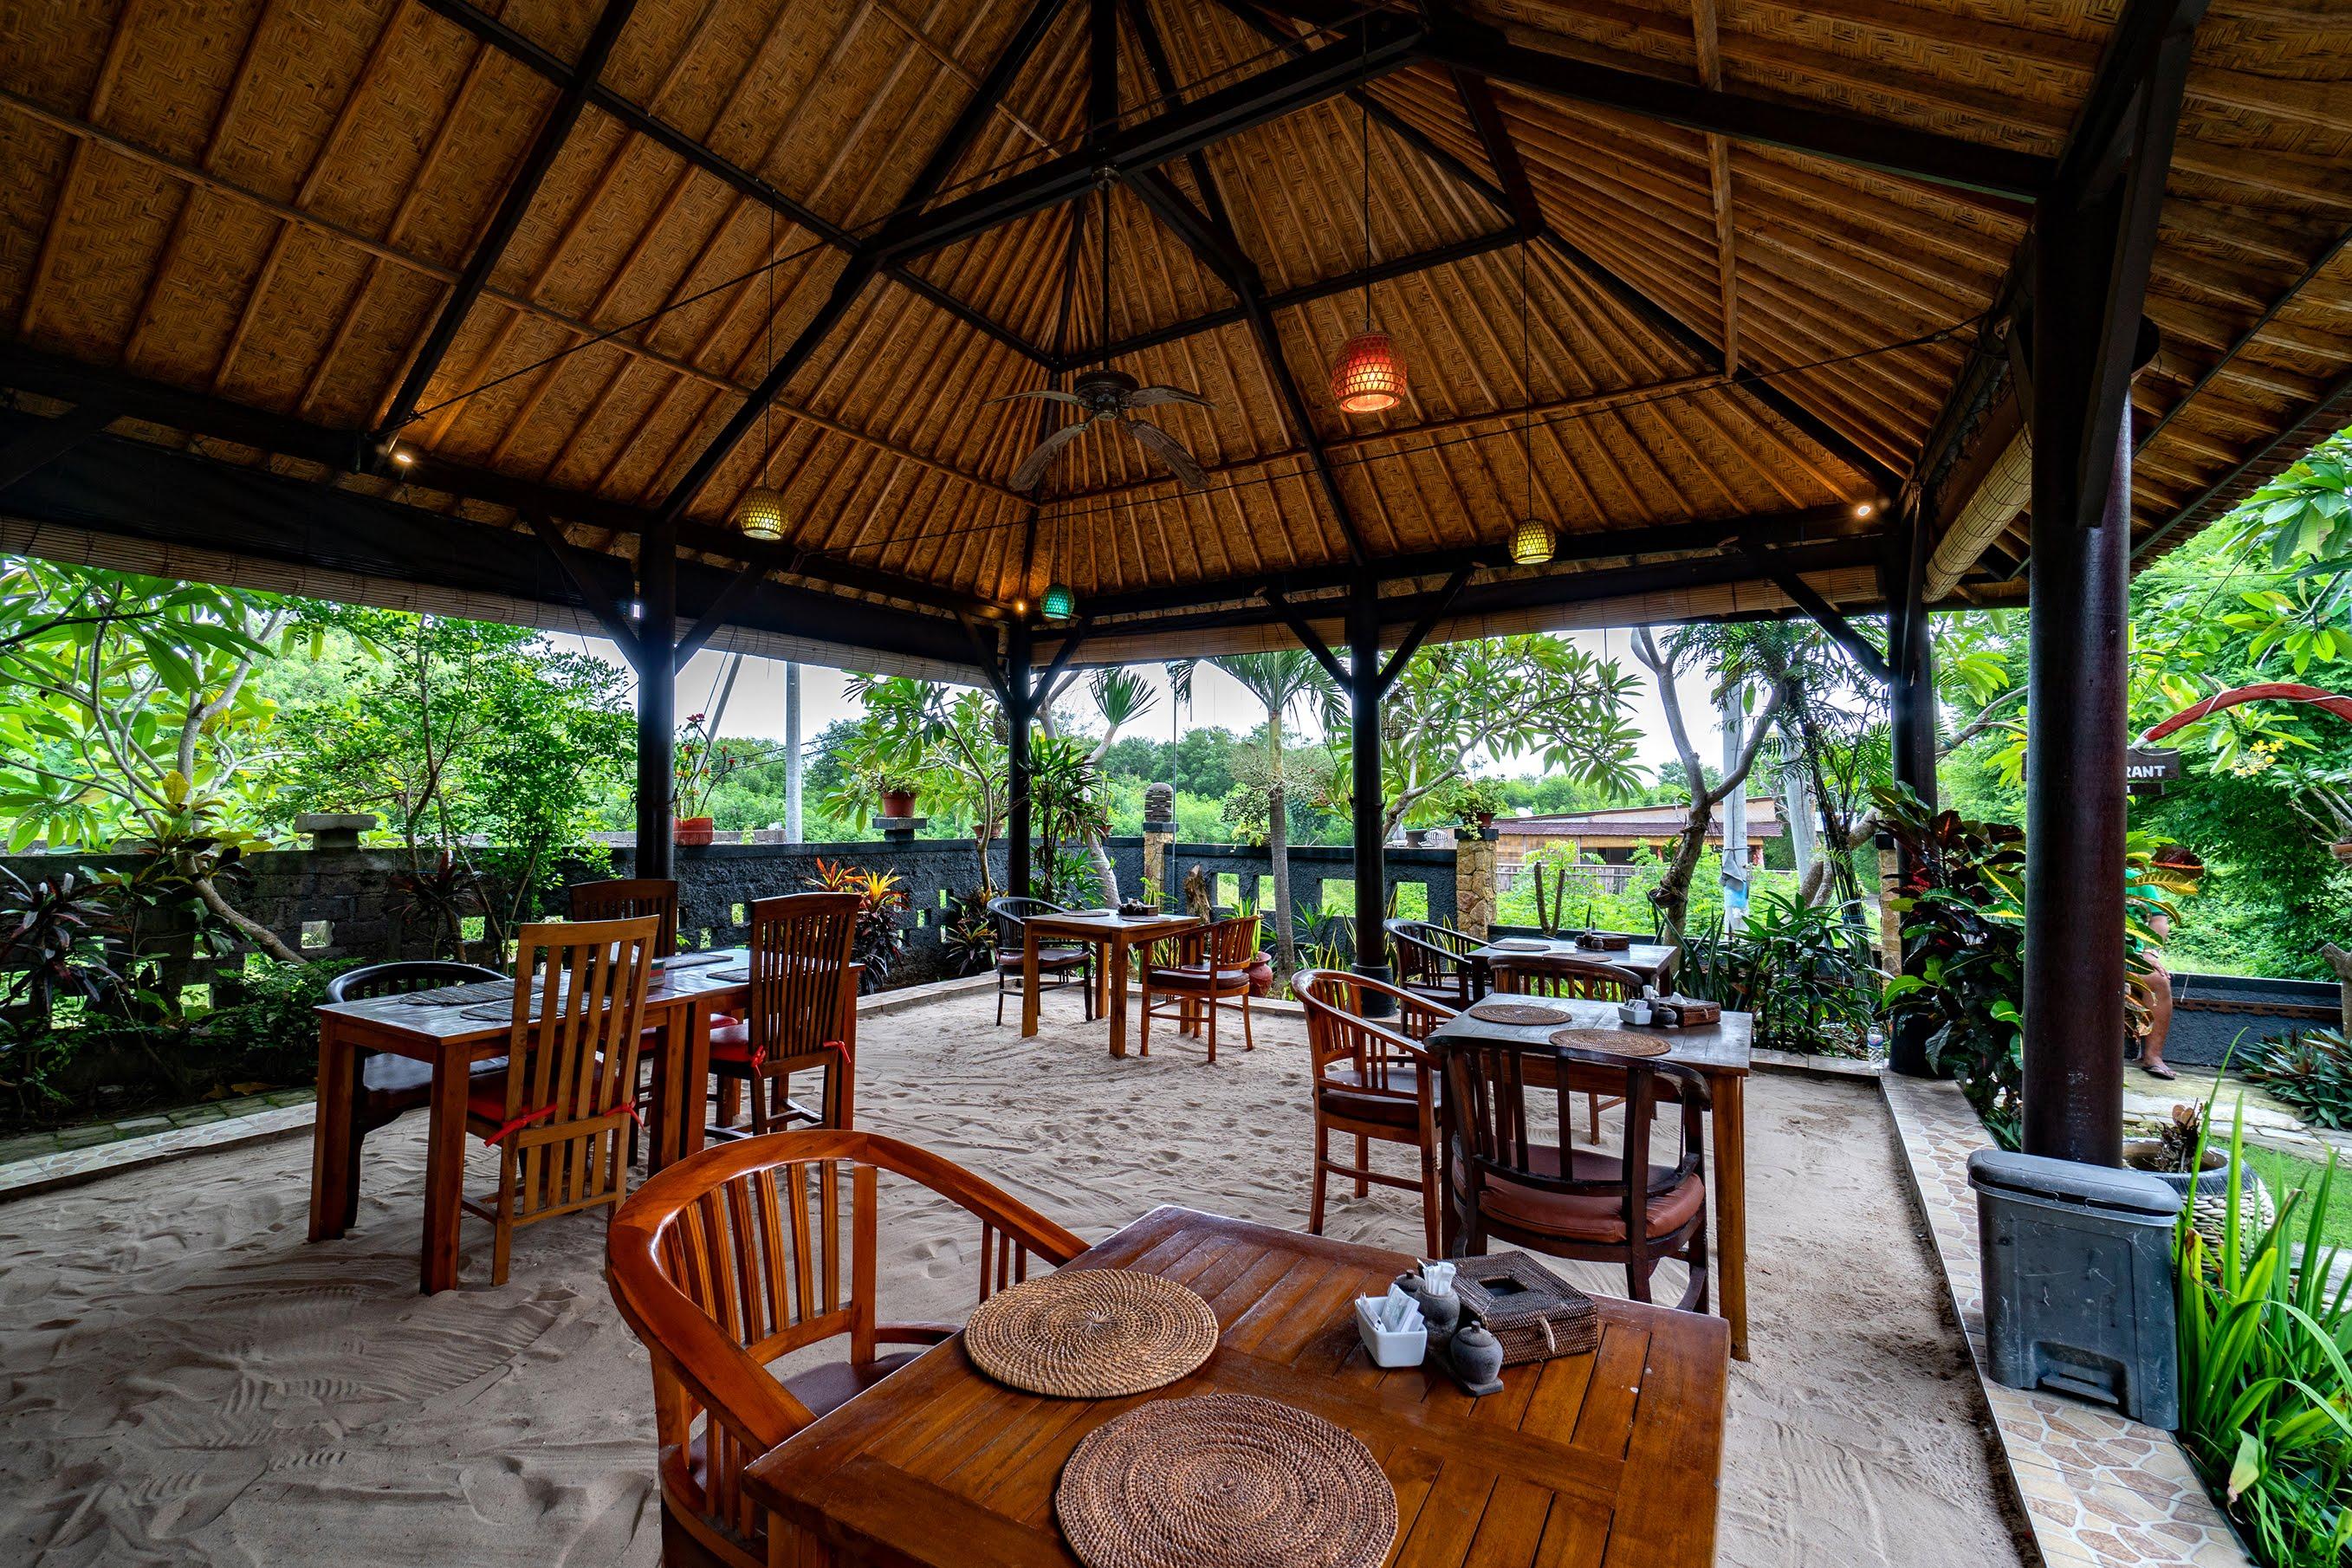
[866,12,1424,262]
[1121,0,1372,567]
[377,0,643,441]
[651,0,1072,531]
[411,0,1058,368]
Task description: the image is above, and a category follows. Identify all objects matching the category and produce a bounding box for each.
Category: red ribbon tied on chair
[484,1098,645,1147]
[746,1039,847,1075]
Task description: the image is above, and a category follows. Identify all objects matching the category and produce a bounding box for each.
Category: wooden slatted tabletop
[744,1206,1727,1567]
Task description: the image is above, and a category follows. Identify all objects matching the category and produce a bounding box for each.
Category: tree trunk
[1653,813,1714,949]
[195,876,307,966]
[2323,943,2352,1027]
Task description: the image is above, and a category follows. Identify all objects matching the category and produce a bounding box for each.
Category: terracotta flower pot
[674,815,716,846]
[1475,811,1495,829]
[880,788,917,819]
[1247,952,1274,996]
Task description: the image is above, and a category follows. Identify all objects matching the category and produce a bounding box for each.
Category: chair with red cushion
[1295,969,1454,1259]
[1138,914,1259,1063]
[706,893,859,1137]
[460,915,660,1285]
[1440,1032,1712,1312]
[606,1129,1085,1568]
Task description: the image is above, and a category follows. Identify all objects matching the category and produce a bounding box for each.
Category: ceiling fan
[994,174,1214,493]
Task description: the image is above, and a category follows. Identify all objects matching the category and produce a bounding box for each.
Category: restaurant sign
[2127,746,2182,795]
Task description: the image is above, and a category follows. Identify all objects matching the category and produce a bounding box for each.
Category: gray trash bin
[1966,1149,2185,1428]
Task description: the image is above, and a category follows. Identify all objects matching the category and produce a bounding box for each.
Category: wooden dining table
[1428,998,1755,1362]
[745,1205,1727,1567]
[306,949,748,1293]
[1469,935,1682,995]
[1019,910,1199,1058]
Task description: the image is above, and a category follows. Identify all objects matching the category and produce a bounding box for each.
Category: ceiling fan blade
[1123,418,1208,490]
[1008,421,1089,491]
[1125,385,1212,410]
[982,388,1086,407]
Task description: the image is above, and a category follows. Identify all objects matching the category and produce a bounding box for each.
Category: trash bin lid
[1966,1149,2183,1217]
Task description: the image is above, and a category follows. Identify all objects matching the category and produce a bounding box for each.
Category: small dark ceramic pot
[1448,1321,1506,1395]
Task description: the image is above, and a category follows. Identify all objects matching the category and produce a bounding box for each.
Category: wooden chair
[1138,914,1257,1062]
[1493,956,1646,1142]
[568,877,681,951]
[1295,969,1455,1259]
[605,1129,1086,1568]
[1441,1033,1711,1311]
[1387,918,1478,1008]
[707,893,859,1137]
[460,916,659,1285]
[988,896,1094,1026]
[322,960,505,1231]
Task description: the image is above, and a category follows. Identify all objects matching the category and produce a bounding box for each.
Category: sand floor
[0,987,2031,1567]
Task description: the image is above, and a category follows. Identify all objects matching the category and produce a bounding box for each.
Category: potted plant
[674,713,778,846]
[2123,1101,2274,1254]
[1441,777,1508,833]
[878,780,919,820]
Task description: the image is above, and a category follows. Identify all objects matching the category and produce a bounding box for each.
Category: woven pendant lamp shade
[1511,517,1555,565]
[1041,582,1076,621]
[734,487,787,541]
[1329,332,1404,413]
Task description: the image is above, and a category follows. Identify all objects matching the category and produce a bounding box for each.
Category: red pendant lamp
[1329,90,1403,414]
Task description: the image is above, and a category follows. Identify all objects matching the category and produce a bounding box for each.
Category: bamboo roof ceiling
[0,0,2347,673]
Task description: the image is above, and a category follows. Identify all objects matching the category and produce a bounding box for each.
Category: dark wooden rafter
[1745,548,1893,682]
[866,13,1423,262]
[523,506,645,658]
[1377,563,1474,694]
[955,610,1012,701]
[1120,0,1372,567]
[1260,586,1349,684]
[1447,66,1541,236]
[411,0,1055,367]
[1202,0,1900,499]
[0,398,119,491]
[1030,618,1092,699]
[651,0,1071,531]
[673,560,771,671]
[376,0,643,440]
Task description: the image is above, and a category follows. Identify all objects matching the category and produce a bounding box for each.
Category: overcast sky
[548,628,1733,778]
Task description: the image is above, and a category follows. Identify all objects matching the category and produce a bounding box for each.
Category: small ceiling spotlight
[389,446,415,468]
[1854,500,1876,519]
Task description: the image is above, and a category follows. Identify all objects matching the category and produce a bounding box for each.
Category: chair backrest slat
[499,917,657,1223]
[1496,956,1643,1001]
[568,878,680,955]
[747,892,859,1063]
[1442,1038,1707,1212]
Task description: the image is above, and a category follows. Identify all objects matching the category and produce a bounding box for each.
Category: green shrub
[1680,892,1878,1056]
[2175,1111,2352,1567]
[2243,1030,2352,1131]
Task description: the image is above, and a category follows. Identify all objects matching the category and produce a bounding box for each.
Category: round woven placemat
[1466,999,1573,1027]
[1057,1393,1396,1568]
[1547,1027,1671,1058]
[964,1270,1218,1398]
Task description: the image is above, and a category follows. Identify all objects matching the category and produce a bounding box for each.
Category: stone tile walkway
[1881,1072,2252,1568]
[0,1091,317,1202]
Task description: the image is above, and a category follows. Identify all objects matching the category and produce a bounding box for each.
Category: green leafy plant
[2174,1107,2352,1567]
[2243,1029,2352,1131]
[807,859,910,992]
[0,864,120,1018]
[940,891,996,977]
[1680,892,1878,1056]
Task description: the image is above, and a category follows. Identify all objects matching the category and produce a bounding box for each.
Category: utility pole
[1720,683,1750,930]
[784,662,803,842]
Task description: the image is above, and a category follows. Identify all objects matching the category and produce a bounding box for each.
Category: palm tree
[1181,651,1336,977]
[1079,666,1155,904]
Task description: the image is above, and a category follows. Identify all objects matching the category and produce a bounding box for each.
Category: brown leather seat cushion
[1455,1146,1704,1243]
[1145,965,1252,991]
[1317,1063,1433,1130]
[996,946,1090,971]
[781,1350,923,1420]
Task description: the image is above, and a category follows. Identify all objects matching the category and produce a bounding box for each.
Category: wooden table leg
[1712,1072,1749,1361]
[1106,939,1130,1059]
[419,1053,469,1294]
[1020,925,1042,1037]
[308,1020,356,1242]
[679,998,712,1163]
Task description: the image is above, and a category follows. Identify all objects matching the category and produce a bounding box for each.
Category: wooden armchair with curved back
[606,1129,1086,1568]
[1491,956,1646,1143]
[707,893,859,1136]
[1442,1034,1712,1311]
[987,896,1094,1026]
[322,960,506,1231]
[1387,918,1478,1008]
[461,916,660,1284]
[1138,914,1258,1062]
[1294,969,1456,1259]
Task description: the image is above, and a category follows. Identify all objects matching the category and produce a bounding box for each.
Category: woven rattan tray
[1465,999,1573,1027]
[1453,1253,1598,1365]
[1545,1027,1670,1058]
[1056,1393,1396,1568]
[964,1269,1217,1398]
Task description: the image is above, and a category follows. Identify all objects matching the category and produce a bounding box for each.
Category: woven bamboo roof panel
[0,0,2346,656]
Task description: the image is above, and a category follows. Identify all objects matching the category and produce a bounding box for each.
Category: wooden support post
[1884,509,1940,1076]
[1006,620,1034,900]
[2018,0,2202,1164]
[635,523,678,880]
[1346,575,1390,1003]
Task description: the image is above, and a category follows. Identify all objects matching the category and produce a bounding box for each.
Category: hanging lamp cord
[1521,239,1532,516]
[1359,27,1372,333]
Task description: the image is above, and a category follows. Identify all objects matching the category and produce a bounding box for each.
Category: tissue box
[1352,1296,1429,1369]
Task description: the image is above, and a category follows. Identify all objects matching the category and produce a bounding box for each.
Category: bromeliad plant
[2243,1029,2352,1131]
[2174,1107,2352,1568]
[807,859,910,993]
[1679,891,1878,1056]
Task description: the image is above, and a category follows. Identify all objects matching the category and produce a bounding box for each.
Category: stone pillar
[1455,827,1497,940]
[1142,781,1175,907]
